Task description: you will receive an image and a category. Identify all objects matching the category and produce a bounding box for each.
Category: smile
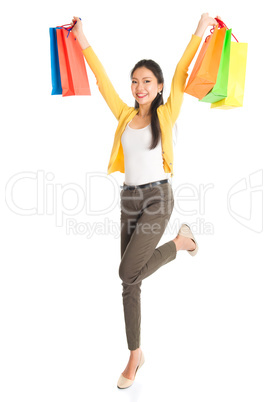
[137,94,147,98]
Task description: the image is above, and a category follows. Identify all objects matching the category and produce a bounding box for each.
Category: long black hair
[130,59,164,150]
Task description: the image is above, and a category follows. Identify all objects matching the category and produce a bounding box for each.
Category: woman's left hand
[194,12,221,37]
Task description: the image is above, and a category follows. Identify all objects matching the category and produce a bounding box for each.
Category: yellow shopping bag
[211,41,248,109]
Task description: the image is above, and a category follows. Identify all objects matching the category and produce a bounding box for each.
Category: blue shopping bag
[49,27,62,95]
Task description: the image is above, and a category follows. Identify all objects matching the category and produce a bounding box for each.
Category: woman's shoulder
[120,105,138,120]
[156,104,166,116]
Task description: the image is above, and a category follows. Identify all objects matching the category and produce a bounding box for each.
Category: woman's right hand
[71,16,83,38]
[70,16,90,49]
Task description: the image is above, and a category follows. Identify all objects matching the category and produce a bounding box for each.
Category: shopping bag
[49,27,62,95]
[184,24,226,99]
[211,41,248,109]
[199,28,232,103]
[56,25,91,97]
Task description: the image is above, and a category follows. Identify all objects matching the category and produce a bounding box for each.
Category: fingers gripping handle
[56,17,82,38]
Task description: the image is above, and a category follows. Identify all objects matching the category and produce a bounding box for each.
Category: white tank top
[121,122,169,186]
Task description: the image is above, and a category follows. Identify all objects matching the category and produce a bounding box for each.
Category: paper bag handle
[56,18,81,38]
[213,18,239,42]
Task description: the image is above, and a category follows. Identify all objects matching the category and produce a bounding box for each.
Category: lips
[137,94,147,98]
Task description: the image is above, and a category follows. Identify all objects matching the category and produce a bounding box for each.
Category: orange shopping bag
[56,24,91,97]
[184,24,226,99]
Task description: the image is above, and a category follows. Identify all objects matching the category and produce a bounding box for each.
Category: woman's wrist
[194,21,207,38]
[74,30,90,50]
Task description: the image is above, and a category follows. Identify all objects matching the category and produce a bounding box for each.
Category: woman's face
[131,67,163,107]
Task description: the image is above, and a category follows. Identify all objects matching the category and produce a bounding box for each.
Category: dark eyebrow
[132,76,152,80]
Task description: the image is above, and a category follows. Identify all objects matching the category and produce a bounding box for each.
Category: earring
[158,91,162,95]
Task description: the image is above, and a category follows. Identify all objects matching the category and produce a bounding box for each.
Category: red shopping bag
[56,25,91,96]
[184,24,226,99]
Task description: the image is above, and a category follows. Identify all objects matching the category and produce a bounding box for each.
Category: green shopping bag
[199,28,232,103]
[210,41,248,109]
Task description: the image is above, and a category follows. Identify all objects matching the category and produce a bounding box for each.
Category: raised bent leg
[119,196,176,286]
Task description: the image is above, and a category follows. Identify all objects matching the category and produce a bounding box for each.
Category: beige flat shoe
[117,350,145,389]
[178,223,198,256]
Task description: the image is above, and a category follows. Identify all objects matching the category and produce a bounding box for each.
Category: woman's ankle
[130,347,141,356]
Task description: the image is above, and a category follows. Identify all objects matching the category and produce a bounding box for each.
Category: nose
[136,83,144,92]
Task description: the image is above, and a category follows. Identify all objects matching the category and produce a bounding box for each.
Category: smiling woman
[70,12,218,390]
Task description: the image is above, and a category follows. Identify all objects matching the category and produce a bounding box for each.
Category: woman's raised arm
[71,17,127,120]
[161,13,218,125]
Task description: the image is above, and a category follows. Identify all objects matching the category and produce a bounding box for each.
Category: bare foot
[121,348,142,380]
[172,233,196,252]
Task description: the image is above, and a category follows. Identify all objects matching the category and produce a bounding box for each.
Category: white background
[1,0,267,401]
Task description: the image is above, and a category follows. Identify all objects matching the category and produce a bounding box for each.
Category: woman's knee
[119,263,136,285]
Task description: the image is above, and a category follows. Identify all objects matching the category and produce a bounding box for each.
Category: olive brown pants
[119,181,177,350]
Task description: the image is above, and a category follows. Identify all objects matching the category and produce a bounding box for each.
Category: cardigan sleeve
[162,34,202,125]
[82,46,127,120]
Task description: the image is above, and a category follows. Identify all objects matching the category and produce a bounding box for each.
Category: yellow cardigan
[82,34,201,178]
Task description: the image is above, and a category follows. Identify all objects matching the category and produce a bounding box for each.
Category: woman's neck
[137,104,151,118]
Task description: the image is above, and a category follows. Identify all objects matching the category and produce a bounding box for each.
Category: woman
[71,12,218,389]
